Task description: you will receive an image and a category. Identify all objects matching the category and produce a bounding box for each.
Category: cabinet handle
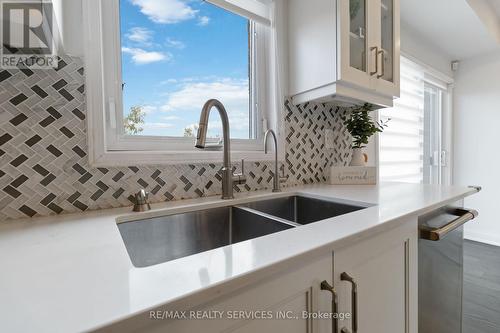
[341,272,358,333]
[370,46,379,76]
[321,280,339,333]
[377,49,385,79]
[419,208,478,241]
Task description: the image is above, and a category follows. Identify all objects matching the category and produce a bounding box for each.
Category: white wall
[53,0,83,57]
[400,23,454,78]
[454,49,500,246]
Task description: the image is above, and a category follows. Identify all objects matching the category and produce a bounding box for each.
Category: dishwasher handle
[419,208,478,241]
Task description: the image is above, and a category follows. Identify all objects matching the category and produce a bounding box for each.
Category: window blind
[379,57,425,183]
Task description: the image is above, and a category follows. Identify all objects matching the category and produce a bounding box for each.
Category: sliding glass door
[423,83,449,185]
[379,56,452,185]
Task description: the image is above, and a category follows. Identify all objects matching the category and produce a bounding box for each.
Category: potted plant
[341,103,389,166]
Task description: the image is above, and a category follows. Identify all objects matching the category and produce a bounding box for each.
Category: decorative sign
[329,167,377,185]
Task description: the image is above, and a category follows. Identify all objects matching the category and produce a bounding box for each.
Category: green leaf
[342,104,390,148]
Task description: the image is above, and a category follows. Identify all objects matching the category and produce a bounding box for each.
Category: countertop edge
[0,183,480,333]
[88,186,479,332]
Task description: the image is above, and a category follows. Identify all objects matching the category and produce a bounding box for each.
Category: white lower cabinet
[104,218,417,333]
[160,255,333,333]
[334,219,418,333]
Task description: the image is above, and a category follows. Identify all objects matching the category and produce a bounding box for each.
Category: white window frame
[82,0,283,167]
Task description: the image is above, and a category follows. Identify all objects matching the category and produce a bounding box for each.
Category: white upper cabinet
[288,0,400,108]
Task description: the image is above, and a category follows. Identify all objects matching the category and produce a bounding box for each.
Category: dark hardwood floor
[463,240,500,333]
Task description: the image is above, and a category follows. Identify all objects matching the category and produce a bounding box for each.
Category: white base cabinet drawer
[104,255,334,333]
[333,218,418,333]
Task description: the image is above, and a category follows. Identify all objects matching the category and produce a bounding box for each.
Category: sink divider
[232,206,302,228]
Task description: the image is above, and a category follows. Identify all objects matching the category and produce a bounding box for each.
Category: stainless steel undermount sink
[118,195,368,267]
[118,206,296,267]
[241,195,366,225]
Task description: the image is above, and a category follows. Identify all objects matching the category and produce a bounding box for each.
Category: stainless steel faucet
[264,129,286,192]
[195,99,246,199]
[133,189,151,212]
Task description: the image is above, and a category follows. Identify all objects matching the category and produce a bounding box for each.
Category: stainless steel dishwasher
[418,205,478,333]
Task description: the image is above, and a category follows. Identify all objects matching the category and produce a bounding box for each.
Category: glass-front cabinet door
[338,0,371,88]
[349,0,367,72]
[373,0,400,96]
[380,0,394,82]
[338,0,400,98]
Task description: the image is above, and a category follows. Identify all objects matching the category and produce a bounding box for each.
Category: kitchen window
[82,0,281,166]
[379,56,453,184]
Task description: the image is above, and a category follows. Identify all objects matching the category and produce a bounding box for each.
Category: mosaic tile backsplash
[0,56,352,221]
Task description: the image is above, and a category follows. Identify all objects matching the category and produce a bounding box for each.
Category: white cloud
[122,47,171,64]
[160,76,219,85]
[161,78,250,137]
[130,0,198,24]
[141,105,160,114]
[142,122,174,129]
[126,27,153,46]
[161,79,249,112]
[159,78,178,85]
[165,37,186,49]
[206,112,250,131]
[162,115,181,121]
[197,16,210,26]
[138,106,184,117]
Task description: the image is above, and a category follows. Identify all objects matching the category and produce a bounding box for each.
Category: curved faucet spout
[264,129,278,155]
[195,99,231,168]
[264,129,283,192]
[195,99,245,199]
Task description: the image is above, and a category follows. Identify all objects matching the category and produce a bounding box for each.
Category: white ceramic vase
[350,148,366,166]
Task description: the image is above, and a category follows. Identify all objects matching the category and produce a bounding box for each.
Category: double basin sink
[118,195,368,267]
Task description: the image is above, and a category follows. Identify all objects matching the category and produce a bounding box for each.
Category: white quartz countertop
[0,182,478,333]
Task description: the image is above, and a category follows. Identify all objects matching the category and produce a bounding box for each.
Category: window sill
[89,149,285,167]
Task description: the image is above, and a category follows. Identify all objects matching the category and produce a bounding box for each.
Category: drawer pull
[341,272,358,333]
[321,280,339,333]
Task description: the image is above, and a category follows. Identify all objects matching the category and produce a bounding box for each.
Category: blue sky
[120,0,251,138]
